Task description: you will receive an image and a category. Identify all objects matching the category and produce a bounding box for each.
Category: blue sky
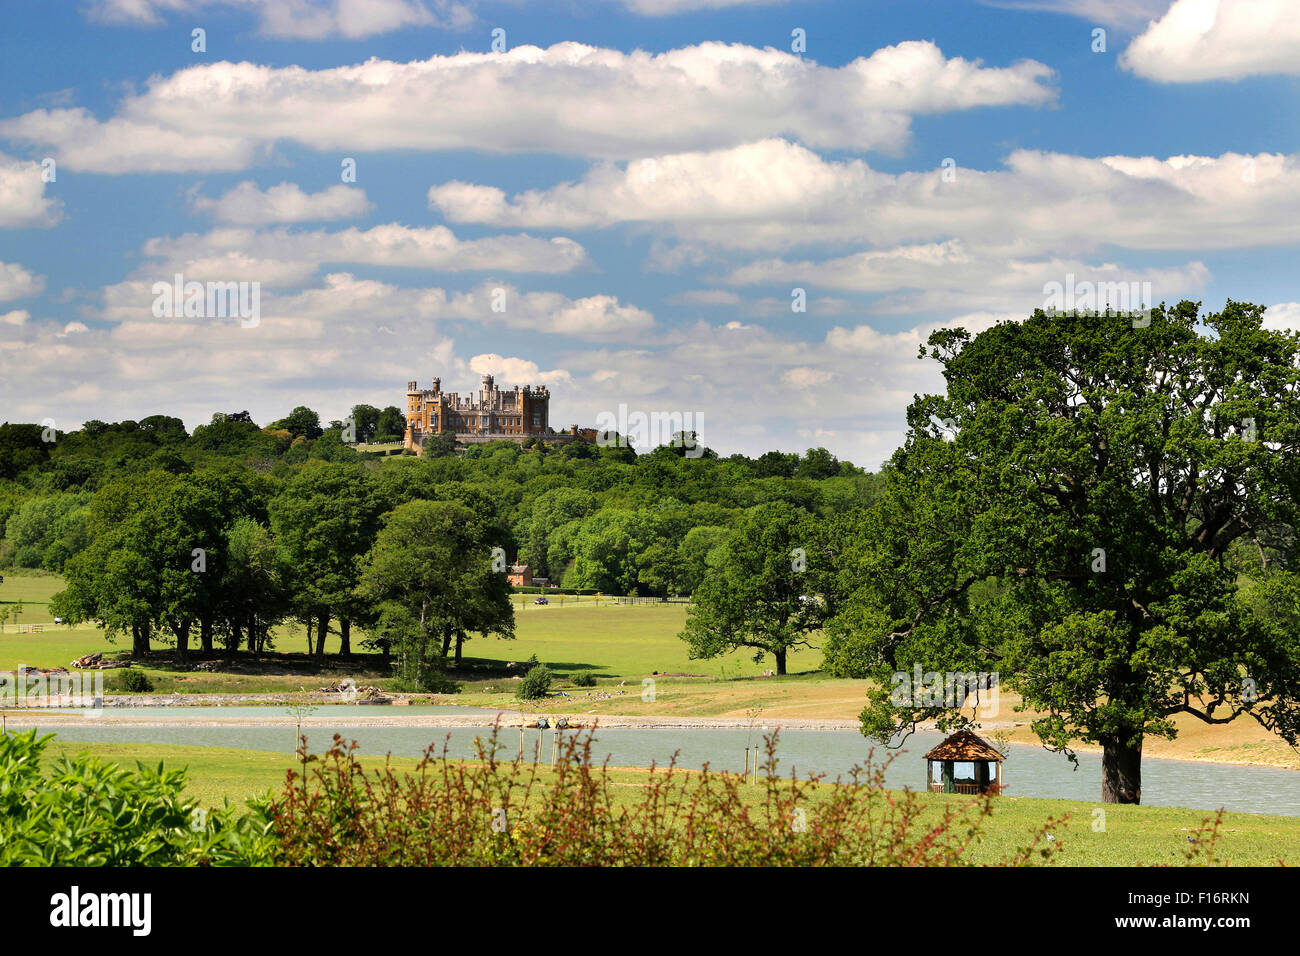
[1,0,1298,467]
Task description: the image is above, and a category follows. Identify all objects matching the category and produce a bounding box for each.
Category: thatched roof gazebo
[924,730,1004,795]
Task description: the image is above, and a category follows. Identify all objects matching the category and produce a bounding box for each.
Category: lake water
[21,706,1300,817]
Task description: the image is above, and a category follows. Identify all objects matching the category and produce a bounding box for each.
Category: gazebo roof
[923,730,1004,762]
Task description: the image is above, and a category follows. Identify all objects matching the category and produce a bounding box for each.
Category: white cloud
[783,366,834,388]
[468,353,572,387]
[0,309,29,326]
[191,181,373,224]
[1121,0,1300,81]
[0,262,45,301]
[0,153,61,227]
[431,139,1300,256]
[1263,302,1300,332]
[0,42,1055,172]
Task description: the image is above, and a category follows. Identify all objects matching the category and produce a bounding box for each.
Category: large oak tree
[826,301,1300,803]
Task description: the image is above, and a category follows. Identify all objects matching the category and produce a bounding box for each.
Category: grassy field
[0,570,64,617]
[33,737,1298,865]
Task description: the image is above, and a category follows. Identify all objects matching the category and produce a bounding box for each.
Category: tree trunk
[340,618,351,657]
[132,622,151,657]
[316,613,329,658]
[454,630,465,666]
[229,621,242,656]
[1101,734,1143,804]
[775,647,787,676]
[441,629,453,658]
[199,615,213,654]
[305,617,313,654]
[175,619,191,665]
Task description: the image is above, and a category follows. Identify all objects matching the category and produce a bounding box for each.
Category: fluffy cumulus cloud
[431,139,1300,255]
[0,261,45,301]
[1263,302,1300,332]
[468,354,572,387]
[0,108,266,174]
[0,42,1055,172]
[1121,0,1300,82]
[190,181,373,225]
[0,153,61,227]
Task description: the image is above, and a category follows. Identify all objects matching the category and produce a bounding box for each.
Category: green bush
[116,667,154,693]
[417,666,460,695]
[516,662,552,700]
[571,673,597,687]
[391,662,460,695]
[0,730,272,866]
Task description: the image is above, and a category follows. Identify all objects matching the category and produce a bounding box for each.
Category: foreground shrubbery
[255,727,1067,866]
[2,728,1230,866]
[0,731,272,866]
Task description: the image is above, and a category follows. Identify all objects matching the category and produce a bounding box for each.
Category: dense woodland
[0,402,878,676]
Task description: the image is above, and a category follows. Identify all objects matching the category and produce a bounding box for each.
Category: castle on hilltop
[404,374,592,454]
